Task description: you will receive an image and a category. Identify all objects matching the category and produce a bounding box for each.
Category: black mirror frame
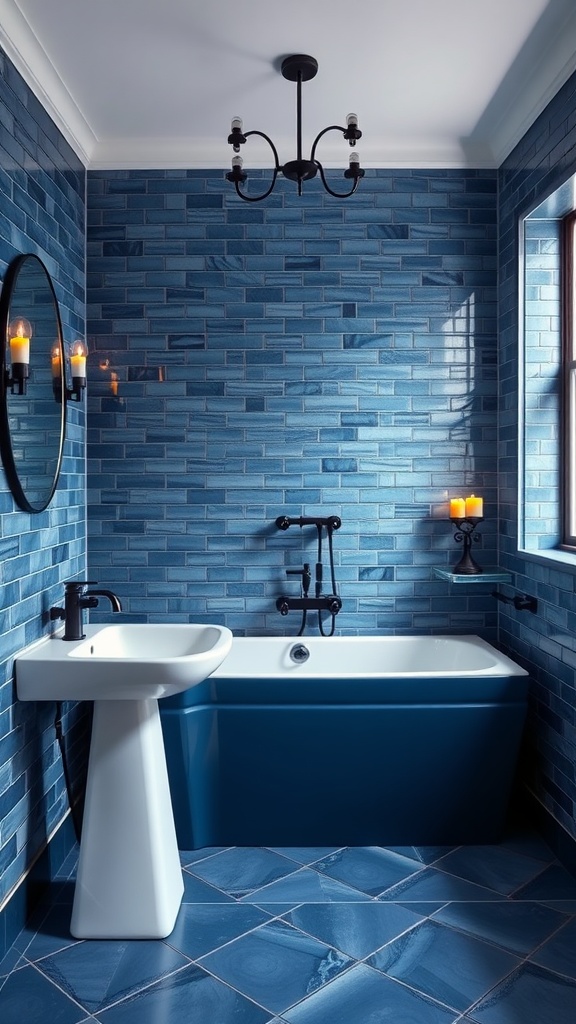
[0,254,67,513]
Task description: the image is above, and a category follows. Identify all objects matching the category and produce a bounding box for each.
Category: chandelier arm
[315,160,361,199]
[232,129,280,202]
[243,130,281,171]
[233,173,278,203]
[309,124,348,163]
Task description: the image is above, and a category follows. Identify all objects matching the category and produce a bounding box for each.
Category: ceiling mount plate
[280,54,318,82]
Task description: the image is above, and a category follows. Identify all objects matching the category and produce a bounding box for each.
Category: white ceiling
[1,0,576,170]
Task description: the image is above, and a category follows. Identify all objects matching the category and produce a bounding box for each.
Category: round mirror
[0,254,66,512]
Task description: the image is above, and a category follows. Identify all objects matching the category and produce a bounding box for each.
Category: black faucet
[50,580,122,641]
[276,562,342,616]
[286,563,312,596]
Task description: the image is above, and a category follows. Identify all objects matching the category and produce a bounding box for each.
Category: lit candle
[450,497,466,519]
[70,340,87,379]
[465,494,483,518]
[51,342,61,378]
[9,317,31,365]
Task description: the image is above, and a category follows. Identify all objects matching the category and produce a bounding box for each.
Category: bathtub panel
[161,699,527,848]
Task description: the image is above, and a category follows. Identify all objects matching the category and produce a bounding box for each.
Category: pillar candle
[70,341,87,378]
[450,497,466,519]
[51,344,61,378]
[10,334,30,364]
[465,494,483,517]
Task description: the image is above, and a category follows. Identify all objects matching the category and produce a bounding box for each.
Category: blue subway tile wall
[0,45,86,942]
[87,169,498,637]
[498,69,576,846]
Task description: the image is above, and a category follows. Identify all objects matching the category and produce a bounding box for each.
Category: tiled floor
[2,824,576,1023]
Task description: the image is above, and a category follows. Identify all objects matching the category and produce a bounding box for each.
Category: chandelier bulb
[228,116,246,152]
[346,113,358,128]
[226,152,248,185]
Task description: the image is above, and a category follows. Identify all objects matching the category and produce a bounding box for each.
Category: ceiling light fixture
[226,54,364,202]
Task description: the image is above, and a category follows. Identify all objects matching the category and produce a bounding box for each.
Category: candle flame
[71,339,87,358]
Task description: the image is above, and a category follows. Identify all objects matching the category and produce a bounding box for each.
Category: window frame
[562,210,576,549]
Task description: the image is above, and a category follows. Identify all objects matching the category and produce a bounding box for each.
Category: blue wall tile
[0,44,87,921]
[86,168,498,638]
[498,68,576,846]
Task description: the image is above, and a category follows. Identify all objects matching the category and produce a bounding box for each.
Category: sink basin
[16,622,233,700]
[15,620,234,940]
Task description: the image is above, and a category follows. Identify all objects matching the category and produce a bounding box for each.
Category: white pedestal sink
[16,623,233,939]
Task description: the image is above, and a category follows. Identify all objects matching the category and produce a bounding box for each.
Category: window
[563,211,576,547]
[517,179,576,565]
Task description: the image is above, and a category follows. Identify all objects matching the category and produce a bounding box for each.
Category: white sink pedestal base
[71,698,184,939]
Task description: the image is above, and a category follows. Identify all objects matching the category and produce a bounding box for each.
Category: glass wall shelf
[433,568,512,584]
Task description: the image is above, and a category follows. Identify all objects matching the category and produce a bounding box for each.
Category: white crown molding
[471,4,576,166]
[89,135,495,172]
[0,0,96,166]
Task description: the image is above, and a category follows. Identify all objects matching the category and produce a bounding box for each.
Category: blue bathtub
[160,634,529,847]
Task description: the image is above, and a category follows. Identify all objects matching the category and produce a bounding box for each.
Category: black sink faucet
[50,580,122,641]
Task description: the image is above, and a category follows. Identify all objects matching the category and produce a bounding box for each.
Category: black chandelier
[226,54,364,202]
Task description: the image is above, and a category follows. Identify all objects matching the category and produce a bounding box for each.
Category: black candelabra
[450,517,483,575]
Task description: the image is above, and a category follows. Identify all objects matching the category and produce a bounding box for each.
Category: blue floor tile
[0,947,24,979]
[37,938,189,1014]
[181,869,235,903]
[180,847,231,867]
[187,847,298,898]
[432,900,569,956]
[313,847,423,897]
[529,916,576,979]
[433,844,548,895]
[15,904,79,962]
[512,863,576,901]
[466,962,576,1024]
[198,918,352,1015]
[269,848,344,866]
[282,962,459,1024]
[367,918,520,1012]
[378,866,500,903]
[0,961,87,1024]
[1,827,575,1024]
[240,866,371,903]
[93,962,272,1024]
[281,902,424,959]
[167,902,272,959]
[387,846,457,864]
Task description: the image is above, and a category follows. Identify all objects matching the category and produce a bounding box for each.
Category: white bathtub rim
[210,634,528,679]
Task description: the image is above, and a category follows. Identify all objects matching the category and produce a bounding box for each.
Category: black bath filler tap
[275,515,342,635]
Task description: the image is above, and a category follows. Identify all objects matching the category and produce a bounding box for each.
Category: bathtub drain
[290,643,310,664]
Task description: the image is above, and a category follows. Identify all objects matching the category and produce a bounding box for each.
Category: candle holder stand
[450,517,483,575]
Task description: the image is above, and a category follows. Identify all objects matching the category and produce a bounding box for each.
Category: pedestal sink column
[71,698,184,939]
